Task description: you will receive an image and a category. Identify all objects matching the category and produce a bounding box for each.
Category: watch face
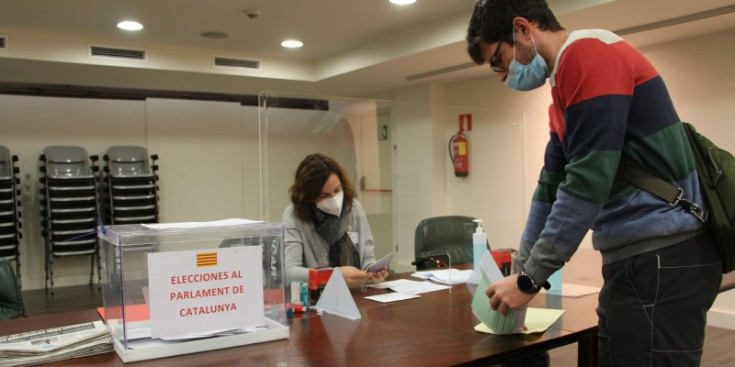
[517,273,535,292]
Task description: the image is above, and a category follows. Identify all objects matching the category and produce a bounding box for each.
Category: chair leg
[96,248,102,288]
[44,249,49,292]
[16,255,21,291]
[48,255,55,296]
[89,254,94,285]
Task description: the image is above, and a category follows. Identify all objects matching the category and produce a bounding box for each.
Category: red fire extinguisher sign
[450,114,472,177]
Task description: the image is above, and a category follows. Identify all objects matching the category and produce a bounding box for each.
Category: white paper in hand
[367,252,394,273]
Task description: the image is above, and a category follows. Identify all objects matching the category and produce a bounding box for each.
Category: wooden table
[0,273,600,367]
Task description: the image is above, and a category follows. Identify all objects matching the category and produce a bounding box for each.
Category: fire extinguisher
[449,114,471,177]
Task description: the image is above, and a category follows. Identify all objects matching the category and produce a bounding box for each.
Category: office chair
[0,257,24,320]
[414,215,476,269]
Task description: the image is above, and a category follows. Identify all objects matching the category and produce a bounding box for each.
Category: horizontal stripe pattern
[196,252,218,267]
[519,30,705,283]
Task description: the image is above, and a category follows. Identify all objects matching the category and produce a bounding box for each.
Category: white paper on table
[143,218,261,230]
[411,269,473,285]
[376,279,451,294]
[364,292,420,303]
[474,307,565,335]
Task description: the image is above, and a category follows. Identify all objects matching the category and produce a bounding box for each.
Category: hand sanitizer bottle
[472,219,487,269]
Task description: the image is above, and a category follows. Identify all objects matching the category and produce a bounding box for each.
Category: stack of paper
[0,321,112,367]
[381,279,451,294]
[411,269,473,285]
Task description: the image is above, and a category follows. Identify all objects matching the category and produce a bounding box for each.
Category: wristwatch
[517,269,551,294]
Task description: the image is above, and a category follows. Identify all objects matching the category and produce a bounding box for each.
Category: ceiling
[0,0,733,98]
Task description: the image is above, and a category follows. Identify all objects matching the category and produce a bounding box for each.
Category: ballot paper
[474,307,565,335]
[411,269,473,285]
[142,218,261,230]
[364,292,420,303]
[366,252,394,273]
[370,279,451,294]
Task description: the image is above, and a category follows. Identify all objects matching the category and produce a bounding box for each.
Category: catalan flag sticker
[196,252,218,267]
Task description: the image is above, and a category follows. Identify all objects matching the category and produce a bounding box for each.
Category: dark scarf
[309,203,360,268]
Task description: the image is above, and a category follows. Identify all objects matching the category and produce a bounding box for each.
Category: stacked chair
[100,146,160,226]
[39,146,101,293]
[0,146,22,288]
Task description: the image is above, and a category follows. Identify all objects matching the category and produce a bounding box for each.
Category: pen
[287,303,323,314]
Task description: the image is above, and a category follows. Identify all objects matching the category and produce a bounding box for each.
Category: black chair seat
[414,215,476,267]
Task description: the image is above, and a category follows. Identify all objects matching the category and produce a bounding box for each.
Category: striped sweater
[519,29,706,283]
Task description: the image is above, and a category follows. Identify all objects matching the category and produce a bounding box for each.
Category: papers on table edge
[0,320,112,367]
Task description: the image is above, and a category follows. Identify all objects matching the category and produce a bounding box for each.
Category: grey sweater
[282,200,378,283]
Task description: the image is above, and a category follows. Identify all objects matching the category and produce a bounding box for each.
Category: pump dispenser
[472,219,487,269]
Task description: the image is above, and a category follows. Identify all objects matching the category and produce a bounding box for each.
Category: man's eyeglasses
[489,37,504,73]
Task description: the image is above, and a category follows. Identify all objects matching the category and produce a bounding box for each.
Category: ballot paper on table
[474,307,565,335]
[364,292,420,303]
[366,252,394,273]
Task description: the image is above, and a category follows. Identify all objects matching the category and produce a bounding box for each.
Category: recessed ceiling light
[389,0,417,5]
[281,39,303,49]
[117,21,143,31]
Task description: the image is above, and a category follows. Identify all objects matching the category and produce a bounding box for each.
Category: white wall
[0,95,146,289]
[146,99,248,222]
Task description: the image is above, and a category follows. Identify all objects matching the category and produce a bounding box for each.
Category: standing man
[465,1,722,366]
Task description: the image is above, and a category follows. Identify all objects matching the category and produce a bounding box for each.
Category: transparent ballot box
[99,219,288,363]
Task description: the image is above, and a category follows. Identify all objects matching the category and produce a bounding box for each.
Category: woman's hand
[369,269,389,283]
[339,266,373,287]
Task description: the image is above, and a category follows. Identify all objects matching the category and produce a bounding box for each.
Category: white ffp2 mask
[316,191,344,217]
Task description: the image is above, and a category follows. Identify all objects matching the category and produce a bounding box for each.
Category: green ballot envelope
[471,273,524,334]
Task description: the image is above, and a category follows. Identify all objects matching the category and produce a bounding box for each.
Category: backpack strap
[617,162,709,223]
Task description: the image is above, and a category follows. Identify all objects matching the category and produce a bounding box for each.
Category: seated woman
[283,153,389,287]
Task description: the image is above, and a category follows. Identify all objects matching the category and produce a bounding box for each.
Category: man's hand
[485,273,536,316]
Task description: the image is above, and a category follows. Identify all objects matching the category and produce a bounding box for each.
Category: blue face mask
[505,34,549,91]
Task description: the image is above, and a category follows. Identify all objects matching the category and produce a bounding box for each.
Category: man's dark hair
[466,0,564,64]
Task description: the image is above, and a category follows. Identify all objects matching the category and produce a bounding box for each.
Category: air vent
[214,56,260,69]
[0,36,7,50]
[90,45,146,60]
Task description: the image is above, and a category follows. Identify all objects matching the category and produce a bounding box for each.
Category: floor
[17,285,735,366]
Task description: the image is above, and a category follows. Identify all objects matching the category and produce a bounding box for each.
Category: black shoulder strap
[617,162,708,223]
